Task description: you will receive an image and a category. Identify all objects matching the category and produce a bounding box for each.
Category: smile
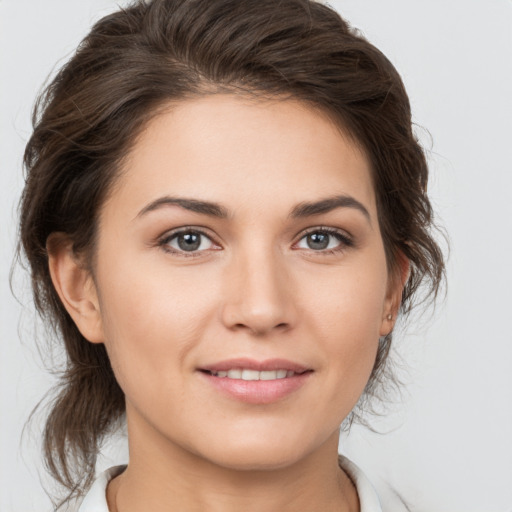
[199,359,312,404]
[207,369,298,380]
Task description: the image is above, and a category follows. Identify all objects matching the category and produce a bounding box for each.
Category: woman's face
[87,95,399,469]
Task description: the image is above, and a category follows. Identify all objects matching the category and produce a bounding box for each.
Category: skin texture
[49,95,404,512]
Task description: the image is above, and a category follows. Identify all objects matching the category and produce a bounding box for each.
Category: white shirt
[77,455,382,512]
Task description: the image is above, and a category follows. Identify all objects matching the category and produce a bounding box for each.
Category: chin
[189,421,333,472]
[203,443,307,472]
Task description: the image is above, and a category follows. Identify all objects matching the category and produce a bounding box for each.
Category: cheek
[94,252,218,394]
[305,256,388,339]
[304,261,388,401]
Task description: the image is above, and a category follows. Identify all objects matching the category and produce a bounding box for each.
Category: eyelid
[157,226,222,257]
[156,225,354,257]
[292,226,354,253]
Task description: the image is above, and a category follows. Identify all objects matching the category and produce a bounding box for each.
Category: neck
[107,414,359,512]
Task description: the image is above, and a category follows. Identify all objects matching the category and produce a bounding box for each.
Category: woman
[18,0,444,510]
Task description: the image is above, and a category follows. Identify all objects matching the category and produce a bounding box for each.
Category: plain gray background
[1,1,511,511]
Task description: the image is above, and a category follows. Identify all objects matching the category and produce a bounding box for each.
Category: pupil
[178,232,201,251]
[308,232,329,250]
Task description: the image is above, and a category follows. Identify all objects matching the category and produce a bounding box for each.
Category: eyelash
[296,226,354,255]
[157,226,354,258]
[158,227,218,258]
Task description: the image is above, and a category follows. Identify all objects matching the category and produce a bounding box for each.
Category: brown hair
[19,0,444,503]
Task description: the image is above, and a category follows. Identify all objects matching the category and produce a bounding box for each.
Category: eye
[159,228,219,256]
[295,228,353,253]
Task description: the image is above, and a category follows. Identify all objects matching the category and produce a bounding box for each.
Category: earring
[386,314,393,321]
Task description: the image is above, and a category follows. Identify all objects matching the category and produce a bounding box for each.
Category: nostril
[248,322,291,336]
[220,293,296,335]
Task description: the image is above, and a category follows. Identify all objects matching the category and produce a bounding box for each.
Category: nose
[220,246,297,336]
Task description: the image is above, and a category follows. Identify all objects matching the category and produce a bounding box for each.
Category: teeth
[241,369,260,380]
[211,369,296,380]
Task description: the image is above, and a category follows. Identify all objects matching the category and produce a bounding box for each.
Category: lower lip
[199,371,312,404]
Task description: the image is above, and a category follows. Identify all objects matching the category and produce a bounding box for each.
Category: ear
[380,250,410,337]
[47,233,105,344]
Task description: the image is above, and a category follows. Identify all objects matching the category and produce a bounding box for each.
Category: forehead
[105,94,377,221]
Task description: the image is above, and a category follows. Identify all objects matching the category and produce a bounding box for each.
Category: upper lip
[199,358,311,373]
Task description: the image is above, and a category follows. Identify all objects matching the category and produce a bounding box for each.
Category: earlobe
[380,251,410,337]
[47,233,104,344]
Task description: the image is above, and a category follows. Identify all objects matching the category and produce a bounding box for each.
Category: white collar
[338,454,383,512]
[78,465,125,512]
[78,456,382,512]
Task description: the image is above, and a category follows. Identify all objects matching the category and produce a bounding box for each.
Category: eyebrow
[136,194,371,223]
[289,195,371,223]
[136,196,229,219]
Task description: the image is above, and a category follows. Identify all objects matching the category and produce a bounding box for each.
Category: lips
[207,369,296,380]
[200,357,310,374]
[198,358,313,404]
